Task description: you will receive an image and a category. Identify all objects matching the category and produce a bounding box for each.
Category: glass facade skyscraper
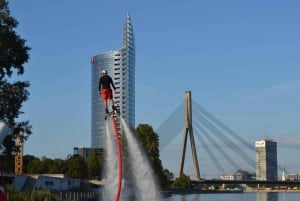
[91,14,135,149]
[255,139,278,181]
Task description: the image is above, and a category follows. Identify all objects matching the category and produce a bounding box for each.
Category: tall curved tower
[91,14,135,148]
[122,13,135,127]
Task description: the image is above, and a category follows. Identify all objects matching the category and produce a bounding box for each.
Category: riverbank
[167,188,300,195]
[170,189,243,194]
[245,189,300,193]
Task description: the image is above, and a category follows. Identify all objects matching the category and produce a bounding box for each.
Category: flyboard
[106,107,122,201]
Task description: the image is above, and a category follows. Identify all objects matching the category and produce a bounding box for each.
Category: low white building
[14,174,80,191]
[281,170,300,181]
[34,175,80,191]
[220,169,255,181]
[220,174,235,180]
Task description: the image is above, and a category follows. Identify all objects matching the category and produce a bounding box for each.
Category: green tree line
[22,148,103,180]
[19,124,174,188]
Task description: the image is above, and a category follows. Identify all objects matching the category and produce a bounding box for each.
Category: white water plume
[102,121,118,201]
[121,117,161,201]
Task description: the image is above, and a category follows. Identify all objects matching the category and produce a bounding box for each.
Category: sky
[6,0,300,178]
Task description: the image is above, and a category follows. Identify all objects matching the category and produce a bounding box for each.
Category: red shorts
[101,88,113,100]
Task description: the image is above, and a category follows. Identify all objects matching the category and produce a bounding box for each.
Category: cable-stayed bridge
[156,91,286,181]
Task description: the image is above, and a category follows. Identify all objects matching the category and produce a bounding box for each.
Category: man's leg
[110,99,115,110]
[108,89,115,110]
[102,89,109,114]
[104,100,109,114]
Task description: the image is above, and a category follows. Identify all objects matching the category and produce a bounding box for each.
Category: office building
[255,139,278,181]
[91,14,135,149]
[220,169,255,181]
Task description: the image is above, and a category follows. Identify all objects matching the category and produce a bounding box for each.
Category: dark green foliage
[25,155,88,178]
[164,169,174,180]
[171,173,191,189]
[0,0,30,79]
[0,0,32,167]
[0,81,30,126]
[136,124,160,160]
[66,155,88,179]
[135,124,169,189]
[49,158,67,174]
[37,157,66,174]
[6,184,58,201]
[5,184,30,201]
[24,155,67,174]
[23,154,101,179]
[86,149,103,179]
[23,155,41,173]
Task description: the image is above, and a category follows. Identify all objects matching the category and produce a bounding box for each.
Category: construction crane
[1,120,25,175]
[14,128,25,175]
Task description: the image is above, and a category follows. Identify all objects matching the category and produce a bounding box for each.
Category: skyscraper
[91,14,135,149]
[255,139,278,181]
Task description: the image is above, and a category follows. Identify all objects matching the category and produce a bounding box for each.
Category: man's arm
[110,77,116,90]
[98,78,102,93]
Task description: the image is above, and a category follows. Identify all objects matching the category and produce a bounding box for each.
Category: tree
[23,155,67,174]
[135,124,168,189]
[25,156,42,174]
[0,0,32,173]
[0,0,32,169]
[6,184,58,201]
[48,158,66,174]
[164,168,174,181]
[86,149,103,179]
[23,154,38,173]
[171,173,191,189]
[66,155,88,179]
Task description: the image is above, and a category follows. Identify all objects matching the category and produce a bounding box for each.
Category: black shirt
[99,75,116,91]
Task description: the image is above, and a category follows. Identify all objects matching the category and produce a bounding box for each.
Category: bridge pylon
[178,91,201,181]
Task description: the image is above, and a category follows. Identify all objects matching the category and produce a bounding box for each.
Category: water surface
[161,192,300,201]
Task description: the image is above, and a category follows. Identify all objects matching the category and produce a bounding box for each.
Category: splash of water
[121,117,161,201]
[102,121,118,201]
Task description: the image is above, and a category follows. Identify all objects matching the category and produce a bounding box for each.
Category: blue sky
[7,0,300,177]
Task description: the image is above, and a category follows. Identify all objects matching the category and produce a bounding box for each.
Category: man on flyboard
[98,70,118,119]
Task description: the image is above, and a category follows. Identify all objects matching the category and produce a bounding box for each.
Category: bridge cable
[193,102,286,173]
[193,101,254,150]
[193,124,226,174]
[193,111,256,169]
[194,120,240,171]
[156,101,184,150]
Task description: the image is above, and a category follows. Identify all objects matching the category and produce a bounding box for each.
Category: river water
[161,192,300,201]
